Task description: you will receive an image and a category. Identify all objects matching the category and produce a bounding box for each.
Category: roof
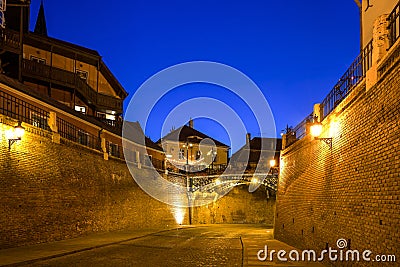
[158,125,229,148]
[123,121,163,152]
[231,137,282,163]
[34,1,47,36]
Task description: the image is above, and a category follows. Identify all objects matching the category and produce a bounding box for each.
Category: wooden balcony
[21,59,123,113]
[0,28,21,53]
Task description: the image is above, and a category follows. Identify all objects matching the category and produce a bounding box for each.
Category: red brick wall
[275,54,400,265]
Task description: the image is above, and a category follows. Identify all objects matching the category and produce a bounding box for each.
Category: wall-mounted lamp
[6,121,25,150]
[310,116,332,148]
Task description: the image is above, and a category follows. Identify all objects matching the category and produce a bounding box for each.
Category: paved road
[19,225,322,267]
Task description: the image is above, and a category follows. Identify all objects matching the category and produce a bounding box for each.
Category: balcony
[21,59,123,113]
[0,28,21,53]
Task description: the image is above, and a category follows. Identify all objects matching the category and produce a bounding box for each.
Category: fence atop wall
[287,39,373,147]
[388,0,400,48]
[0,90,50,131]
[321,40,373,120]
[292,112,313,140]
[57,117,100,151]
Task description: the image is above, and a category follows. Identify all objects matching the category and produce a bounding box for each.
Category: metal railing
[286,40,373,146]
[292,112,313,140]
[106,140,124,159]
[57,117,100,150]
[388,0,400,48]
[0,90,50,131]
[321,40,373,120]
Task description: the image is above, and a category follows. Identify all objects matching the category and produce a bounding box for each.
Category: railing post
[100,132,108,160]
[48,111,60,144]
[367,14,390,91]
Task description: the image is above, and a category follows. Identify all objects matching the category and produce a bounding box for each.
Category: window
[96,112,106,119]
[78,130,88,146]
[109,143,119,157]
[30,111,48,130]
[30,56,46,64]
[105,113,116,120]
[75,105,86,114]
[195,150,202,160]
[179,149,185,160]
[76,70,88,82]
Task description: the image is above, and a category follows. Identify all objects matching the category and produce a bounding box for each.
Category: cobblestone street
[3,225,323,267]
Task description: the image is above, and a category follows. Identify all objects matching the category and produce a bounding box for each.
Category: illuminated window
[195,150,201,160]
[30,55,46,64]
[75,105,86,114]
[179,149,185,160]
[105,113,116,120]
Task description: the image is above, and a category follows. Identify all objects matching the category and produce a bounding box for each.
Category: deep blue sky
[29,0,360,153]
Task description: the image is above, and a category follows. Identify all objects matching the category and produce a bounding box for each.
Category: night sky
[29,0,360,153]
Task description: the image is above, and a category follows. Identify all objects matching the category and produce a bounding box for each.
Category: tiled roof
[158,125,229,148]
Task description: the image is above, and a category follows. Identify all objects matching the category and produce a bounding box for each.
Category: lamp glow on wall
[5,121,25,150]
[310,116,332,148]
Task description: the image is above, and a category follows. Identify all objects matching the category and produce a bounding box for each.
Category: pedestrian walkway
[240,227,324,266]
[0,227,187,266]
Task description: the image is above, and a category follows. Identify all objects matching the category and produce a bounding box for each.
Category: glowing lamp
[269,159,276,167]
[7,121,25,150]
[310,118,332,148]
[310,121,323,138]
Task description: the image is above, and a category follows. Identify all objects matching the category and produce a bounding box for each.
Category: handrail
[321,40,372,120]
[0,28,21,51]
[21,59,122,112]
[388,0,400,48]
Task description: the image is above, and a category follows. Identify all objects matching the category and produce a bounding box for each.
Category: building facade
[159,119,230,174]
[1,1,127,127]
[230,134,282,174]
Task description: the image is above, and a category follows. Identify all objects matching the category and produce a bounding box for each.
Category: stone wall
[275,46,400,265]
[193,185,275,225]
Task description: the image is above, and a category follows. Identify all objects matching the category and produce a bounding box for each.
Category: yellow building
[158,119,229,173]
[355,0,399,48]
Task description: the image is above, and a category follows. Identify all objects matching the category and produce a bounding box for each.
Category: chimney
[246,133,251,144]
[189,118,193,128]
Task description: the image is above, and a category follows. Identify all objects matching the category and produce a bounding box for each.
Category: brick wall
[193,185,275,225]
[275,51,400,265]
[0,118,182,249]
[0,114,275,249]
